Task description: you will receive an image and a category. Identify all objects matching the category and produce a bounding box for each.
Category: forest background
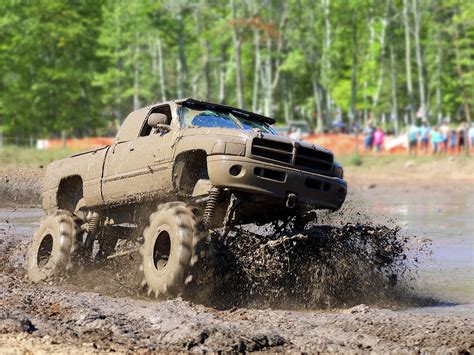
[1,0,473,139]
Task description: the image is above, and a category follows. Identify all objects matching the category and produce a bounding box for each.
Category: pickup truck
[27,98,347,299]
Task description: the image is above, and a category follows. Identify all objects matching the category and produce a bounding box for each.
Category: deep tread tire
[27,210,81,282]
[140,202,208,298]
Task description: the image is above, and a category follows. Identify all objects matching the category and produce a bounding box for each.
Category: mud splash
[0,206,432,311]
[209,221,431,310]
[25,220,432,310]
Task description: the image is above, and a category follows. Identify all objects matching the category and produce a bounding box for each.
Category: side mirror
[147,113,169,127]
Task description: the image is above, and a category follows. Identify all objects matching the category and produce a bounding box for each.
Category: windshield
[178,106,277,134]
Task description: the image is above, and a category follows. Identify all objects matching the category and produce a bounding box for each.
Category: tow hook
[286,193,297,209]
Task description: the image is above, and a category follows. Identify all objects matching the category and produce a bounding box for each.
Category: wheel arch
[172,150,209,195]
[56,175,84,213]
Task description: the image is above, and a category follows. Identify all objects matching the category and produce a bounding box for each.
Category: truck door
[102,106,177,203]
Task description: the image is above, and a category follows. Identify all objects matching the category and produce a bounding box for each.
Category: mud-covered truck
[28,98,347,298]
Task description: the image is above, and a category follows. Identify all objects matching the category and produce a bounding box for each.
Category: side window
[140,105,172,137]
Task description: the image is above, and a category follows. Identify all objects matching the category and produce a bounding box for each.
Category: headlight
[334,163,344,179]
[211,139,246,156]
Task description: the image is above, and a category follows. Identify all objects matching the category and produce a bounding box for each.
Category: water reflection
[361,186,474,308]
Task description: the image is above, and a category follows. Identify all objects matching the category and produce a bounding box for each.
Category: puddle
[1,185,472,314]
[357,185,474,313]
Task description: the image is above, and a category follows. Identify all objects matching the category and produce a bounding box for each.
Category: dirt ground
[1,165,473,353]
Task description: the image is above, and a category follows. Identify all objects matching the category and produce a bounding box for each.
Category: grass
[1,145,473,178]
[337,152,474,180]
[338,152,473,167]
[0,146,80,166]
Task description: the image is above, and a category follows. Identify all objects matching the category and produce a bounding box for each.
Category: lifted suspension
[203,187,221,227]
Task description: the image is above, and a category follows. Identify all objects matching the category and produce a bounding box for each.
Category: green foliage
[348,153,363,167]
[0,0,472,138]
[0,146,79,166]
[0,0,105,137]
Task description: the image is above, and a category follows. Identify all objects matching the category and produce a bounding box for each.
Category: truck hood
[179,127,333,156]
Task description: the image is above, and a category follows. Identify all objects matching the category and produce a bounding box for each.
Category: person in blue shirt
[408,123,420,156]
[419,122,430,154]
[363,122,375,152]
[449,129,457,154]
[430,126,444,154]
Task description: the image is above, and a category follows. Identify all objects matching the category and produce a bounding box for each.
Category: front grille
[251,138,293,164]
[295,146,333,171]
[251,138,334,174]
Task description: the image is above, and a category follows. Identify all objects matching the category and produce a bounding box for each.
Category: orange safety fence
[303,133,472,155]
[37,134,471,155]
[37,137,114,150]
[303,134,364,155]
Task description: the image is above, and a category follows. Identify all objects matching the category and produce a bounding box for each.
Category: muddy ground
[1,167,473,353]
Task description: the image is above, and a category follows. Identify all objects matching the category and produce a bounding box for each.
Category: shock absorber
[87,212,100,236]
[203,187,221,227]
[81,211,100,255]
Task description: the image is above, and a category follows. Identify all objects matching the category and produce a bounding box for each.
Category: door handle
[128,142,135,151]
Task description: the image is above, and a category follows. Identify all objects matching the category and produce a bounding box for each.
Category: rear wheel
[27,210,82,282]
[140,202,209,299]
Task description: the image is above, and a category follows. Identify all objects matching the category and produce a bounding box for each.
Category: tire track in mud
[1,270,472,353]
[0,176,471,352]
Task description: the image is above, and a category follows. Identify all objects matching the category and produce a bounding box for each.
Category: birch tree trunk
[312,78,324,133]
[435,27,442,123]
[453,20,472,122]
[350,11,358,131]
[231,0,244,108]
[389,40,399,134]
[403,0,415,124]
[260,4,287,118]
[203,39,210,100]
[157,38,166,102]
[412,0,426,121]
[176,6,188,98]
[262,36,273,117]
[371,0,390,115]
[218,44,227,103]
[252,26,261,113]
[322,0,332,125]
[133,33,140,110]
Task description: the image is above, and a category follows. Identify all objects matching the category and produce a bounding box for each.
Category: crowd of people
[364,120,474,155]
[407,121,474,155]
[363,123,386,153]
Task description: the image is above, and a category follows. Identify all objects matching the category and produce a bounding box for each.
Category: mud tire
[140,202,208,299]
[27,210,81,283]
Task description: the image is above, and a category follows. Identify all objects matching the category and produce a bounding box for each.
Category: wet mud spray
[208,222,430,309]
[51,202,432,311]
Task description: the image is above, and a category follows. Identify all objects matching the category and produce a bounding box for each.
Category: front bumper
[207,155,347,210]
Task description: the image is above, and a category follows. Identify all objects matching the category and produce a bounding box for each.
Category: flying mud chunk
[27,98,347,301]
[211,222,417,309]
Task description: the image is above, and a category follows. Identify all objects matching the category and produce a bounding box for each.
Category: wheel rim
[153,230,171,271]
[37,233,53,268]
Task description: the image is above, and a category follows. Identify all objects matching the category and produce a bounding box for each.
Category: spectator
[457,123,466,153]
[440,120,450,153]
[363,122,375,152]
[449,129,457,154]
[431,126,444,154]
[469,123,474,151]
[419,122,430,154]
[408,122,419,156]
[373,127,385,153]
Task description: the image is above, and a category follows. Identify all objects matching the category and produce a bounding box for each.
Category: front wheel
[140,202,209,299]
[27,210,82,282]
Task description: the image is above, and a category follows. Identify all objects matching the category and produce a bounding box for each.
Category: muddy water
[1,185,472,313]
[353,184,474,315]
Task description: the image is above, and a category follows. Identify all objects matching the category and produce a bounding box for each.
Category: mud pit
[1,168,473,353]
